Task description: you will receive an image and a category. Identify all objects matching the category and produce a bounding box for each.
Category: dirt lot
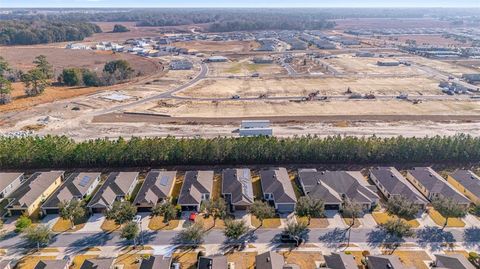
[85,22,169,43]
[207,58,286,76]
[333,18,454,30]
[173,40,258,53]
[176,76,440,98]
[381,34,471,47]
[324,54,425,75]
[408,56,479,77]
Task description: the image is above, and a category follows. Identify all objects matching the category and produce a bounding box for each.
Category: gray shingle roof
[198,256,228,269]
[133,170,176,206]
[370,167,428,205]
[408,167,470,204]
[139,255,171,269]
[298,170,378,205]
[87,172,138,209]
[34,260,69,269]
[324,253,357,269]
[7,171,64,208]
[260,168,297,204]
[0,173,23,193]
[449,170,480,199]
[367,255,408,269]
[80,259,115,269]
[222,168,254,206]
[255,251,285,269]
[178,171,213,206]
[42,172,101,209]
[435,254,476,269]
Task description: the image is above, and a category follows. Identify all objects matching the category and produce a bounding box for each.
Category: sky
[2,0,480,8]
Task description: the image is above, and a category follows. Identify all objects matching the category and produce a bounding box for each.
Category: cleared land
[324,54,425,75]
[333,18,454,30]
[173,40,259,53]
[409,57,479,77]
[207,58,286,76]
[382,34,471,47]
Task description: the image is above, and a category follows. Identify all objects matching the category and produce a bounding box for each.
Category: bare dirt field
[207,58,286,76]
[381,34,470,47]
[333,18,454,30]
[176,76,440,98]
[290,56,327,74]
[324,54,425,75]
[85,22,165,43]
[408,56,479,76]
[172,40,259,53]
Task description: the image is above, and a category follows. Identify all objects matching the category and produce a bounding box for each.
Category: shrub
[15,215,32,233]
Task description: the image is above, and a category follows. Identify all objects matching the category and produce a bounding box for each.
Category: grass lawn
[226,252,257,269]
[195,214,226,230]
[428,209,466,228]
[15,255,56,269]
[344,251,366,269]
[296,216,329,228]
[101,219,121,232]
[71,255,99,269]
[212,174,222,199]
[251,216,281,228]
[279,251,324,269]
[383,251,432,269]
[171,172,185,200]
[172,250,199,269]
[52,218,87,232]
[343,218,361,228]
[288,171,303,199]
[115,249,144,269]
[148,216,179,230]
[251,173,262,199]
[444,250,469,258]
[372,212,420,228]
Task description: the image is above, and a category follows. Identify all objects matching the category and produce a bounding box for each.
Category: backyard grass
[226,252,257,269]
[372,212,420,228]
[171,172,185,201]
[195,214,226,230]
[280,251,324,269]
[52,218,87,232]
[148,216,179,230]
[428,209,466,228]
[383,251,432,269]
[251,173,262,199]
[297,216,329,228]
[15,255,56,269]
[251,216,281,228]
[343,218,362,228]
[344,251,366,269]
[172,250,199,269]
[288,171,303,199]
[115,249,144,269]
[71,255,99,269]
[101,219,121,232]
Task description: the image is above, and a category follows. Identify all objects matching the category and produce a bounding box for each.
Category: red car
[189,212,197,222]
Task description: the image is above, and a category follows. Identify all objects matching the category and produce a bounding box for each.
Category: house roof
[255,251,285,269]
[367,255,408,269]
[449,170,480,198]
[408,167,470,204]
[260,168,297,204]
[0,173,23,193]
[87,172,138,209]
[34,260,68,269]
[178,171,213,206]
[370,167,428,205]
[435,254,475,269]
[139,255,171,269]
[298,170,378,205]
[80,259,115,269]
[222,168,254,206]
[42,172,101,209]
[7,171,64,208]
[324,253,358,269]
[133,170,176,206]
[198,255,228,269]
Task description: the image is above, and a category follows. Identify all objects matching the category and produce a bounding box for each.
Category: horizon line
[2,6,480,9]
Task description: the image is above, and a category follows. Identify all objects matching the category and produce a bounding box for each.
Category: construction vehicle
[259,94,267,99]
[364,93,376,99]
[349,93,362,99]
[305,90,320,101]
[397,93,408,100]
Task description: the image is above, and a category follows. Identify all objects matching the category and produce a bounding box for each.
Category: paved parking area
[78,214,105,232]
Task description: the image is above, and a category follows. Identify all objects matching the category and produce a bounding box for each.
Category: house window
[264,193,273,200]
[202,193,210,201]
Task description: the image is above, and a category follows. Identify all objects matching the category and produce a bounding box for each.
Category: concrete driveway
[78,214,105,232]
[40,214,59,228]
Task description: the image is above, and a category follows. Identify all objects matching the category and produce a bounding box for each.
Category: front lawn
[15,255,56,269]
[372,212,420,228]
[251,215,281,228]
[195,214,226,230]
[382,250,431,269]
[428,209,465,228]
[172,250,200,269]
[280,251,324,269]
[52,218,87,232]
[296,216,329,228]
[115,249,145,269]
[101,219,121,232]
[71,255,99,269]
[226,252,257,269]
[343,218,361,228]
[148,216,179,230]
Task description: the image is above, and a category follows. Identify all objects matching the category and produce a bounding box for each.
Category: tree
[380,219,414,241]
[224,219,249,242]
[15,215,32,233]
[0,76,12,105]
[23,225,52,251]
[202,199,227,226]
[112,24,130,33]
[0,57,10,76]
[386,195,419,220]
[121,221,140,246]
[60,68,83,86]
[177,222,206,245]
[471,204,480,217]
[432,197,468,228]
[33,55,53,79]
[249,200,275,227]
[105,201,137,225]
[21,68,49,96]
[103,60,134,85]
[151,200,177,223]
[58,199,86,229]
[81,69,101,86]
[342,199,363,229]
[295,197,325,225]
[283,221,308,246]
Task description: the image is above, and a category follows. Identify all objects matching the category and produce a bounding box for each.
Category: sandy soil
[381,34,471,47]
[207,58,286,76]
[172,40,258,53]
[408,57,479,76]
[333,18,454,30]
[325,54,425,75]
[176,76,441,98]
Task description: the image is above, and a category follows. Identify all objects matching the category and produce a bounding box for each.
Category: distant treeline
[0,20,101,45]
[0,134,479,169]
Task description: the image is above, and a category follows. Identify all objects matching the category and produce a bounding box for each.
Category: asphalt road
[0,227,476,250]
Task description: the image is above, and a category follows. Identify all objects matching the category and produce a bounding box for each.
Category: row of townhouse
[0,251,475,269]
[1,166,478,217]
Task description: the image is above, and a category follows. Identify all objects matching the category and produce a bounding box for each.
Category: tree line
[0,134,479,169]
[0,20,101,45]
